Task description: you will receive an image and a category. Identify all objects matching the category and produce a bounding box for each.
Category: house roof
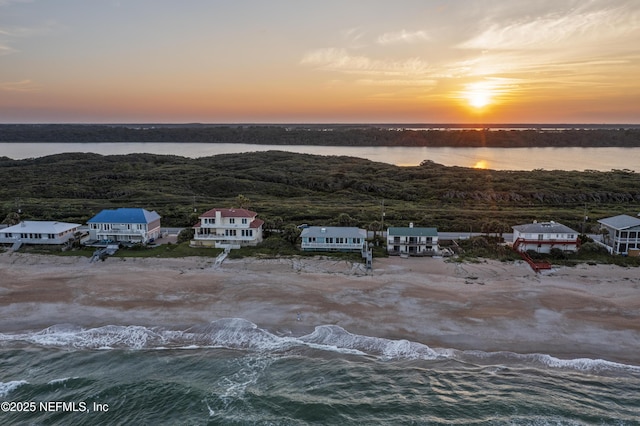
[0,221,80,234]
[512,221,577,234]
[249,219,265,229]
[597,214,640,230]
[200,208,257,218]
[388,227,438,237]
[301,226,366,238]
[87,208,161,224]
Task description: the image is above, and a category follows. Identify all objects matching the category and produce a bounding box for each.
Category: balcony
[194,234,256,242]
[301,242,364,252]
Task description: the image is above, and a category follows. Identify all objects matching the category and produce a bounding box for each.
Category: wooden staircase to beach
[512,239,552,273]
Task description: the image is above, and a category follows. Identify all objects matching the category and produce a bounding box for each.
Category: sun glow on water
[473,160,488,169]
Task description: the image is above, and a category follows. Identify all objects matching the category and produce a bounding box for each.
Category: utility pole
[381,199,385,239]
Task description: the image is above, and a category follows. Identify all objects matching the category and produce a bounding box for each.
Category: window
[230,218,235,224]
[242,218,248,224]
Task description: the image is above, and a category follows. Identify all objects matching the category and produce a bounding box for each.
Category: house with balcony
[191,208,264,249]
[87,208,161,244]
[597,214,640,255]
[387,224,438,256]
[512,221,579,254]
[0,221,81,248]
[300,226,366,252]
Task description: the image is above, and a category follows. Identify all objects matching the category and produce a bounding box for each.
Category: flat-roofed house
[0,221,81,246]
[387,224,438,256]
[512,221,579,254]
[87,208,161,244]
[597,214,640,255]
[300,226,366,252]
[191,208,264,249]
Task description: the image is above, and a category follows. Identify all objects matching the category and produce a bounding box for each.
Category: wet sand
[1,252,639,364]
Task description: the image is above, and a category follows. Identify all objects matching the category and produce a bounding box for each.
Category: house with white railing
[512,221,579,254]
[300,226,366,252]
[0,221,81,249]
[87,208,161,244]
[597,214,640,255]
[191,208,264,249]
[387,223,438,256]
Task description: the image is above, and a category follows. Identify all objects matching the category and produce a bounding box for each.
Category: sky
[1,0,639,123]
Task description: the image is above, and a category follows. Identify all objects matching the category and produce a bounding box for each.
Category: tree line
[2,124,640,147]
[0,151,638,234]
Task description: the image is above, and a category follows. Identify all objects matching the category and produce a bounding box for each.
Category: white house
[87,208,161,244]
[0,221,81,246]
[387,224,438,256]
[597,214,640,255]
[512,221,579,254]
[300,226,366,252]
[191,208,264,249]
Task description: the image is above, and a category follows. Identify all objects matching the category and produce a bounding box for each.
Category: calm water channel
[0,142,637,171]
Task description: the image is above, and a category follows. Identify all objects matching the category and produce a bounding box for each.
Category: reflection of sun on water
[473,160,488,169]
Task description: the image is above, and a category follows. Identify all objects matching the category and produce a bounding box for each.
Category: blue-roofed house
[87,208,161,244]
[597,214,640,255]
[300,226,366,252]
[387,223,439,256]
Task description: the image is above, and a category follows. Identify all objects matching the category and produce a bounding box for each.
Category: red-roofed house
[191,208,264,249]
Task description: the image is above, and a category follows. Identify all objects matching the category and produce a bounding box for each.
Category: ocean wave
[0,380,28,398]
[1,319,639,373]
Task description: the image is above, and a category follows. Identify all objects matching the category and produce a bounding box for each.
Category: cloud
[300,48,429,77]
[459,4,640,50]
[0,79,40,92]
[0,0,31,5]
[377,30,430,45]
[355,78,437,87]
[0,43,16,55]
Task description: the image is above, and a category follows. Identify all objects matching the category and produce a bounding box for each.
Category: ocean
[1,318,638,425]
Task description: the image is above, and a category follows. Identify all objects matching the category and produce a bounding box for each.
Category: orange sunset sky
[1,0,639,123]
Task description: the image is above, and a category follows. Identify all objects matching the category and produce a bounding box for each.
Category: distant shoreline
[1,124,640,147]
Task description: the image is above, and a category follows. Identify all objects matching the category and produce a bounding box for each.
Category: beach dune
[1,252,639,364]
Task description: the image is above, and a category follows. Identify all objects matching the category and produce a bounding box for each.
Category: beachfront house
[387,223,439,256]
[300,226,366,252]
[0,221,81,248]
[512,221,579,254]
[191,208,264,249]
[597,214,640,255]
[87,208,161,244]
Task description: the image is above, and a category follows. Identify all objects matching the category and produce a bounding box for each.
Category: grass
[8,234,639,267]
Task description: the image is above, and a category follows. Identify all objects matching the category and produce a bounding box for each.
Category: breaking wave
[1,318,638,374]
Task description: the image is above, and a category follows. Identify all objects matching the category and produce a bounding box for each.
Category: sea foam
[0,380,28,398]
[2,319,639,373]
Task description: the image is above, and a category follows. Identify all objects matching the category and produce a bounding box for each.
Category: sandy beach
[1,252,639,364]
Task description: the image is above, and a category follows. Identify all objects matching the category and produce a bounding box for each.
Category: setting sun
[463,82,494,109]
